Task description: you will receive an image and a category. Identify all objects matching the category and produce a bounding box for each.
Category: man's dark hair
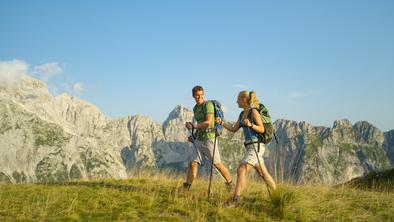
[192,85,204,96]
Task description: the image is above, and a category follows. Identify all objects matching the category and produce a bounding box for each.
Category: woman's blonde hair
[239,91,260,108]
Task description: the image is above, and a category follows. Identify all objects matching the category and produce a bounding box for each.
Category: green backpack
[247,103,276,144]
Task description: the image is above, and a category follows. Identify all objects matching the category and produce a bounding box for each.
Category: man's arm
[194,102,214,129]
[194,113,213,129]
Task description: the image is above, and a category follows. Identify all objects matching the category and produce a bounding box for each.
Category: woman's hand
[215,117,223,125]
[243,119,253,128]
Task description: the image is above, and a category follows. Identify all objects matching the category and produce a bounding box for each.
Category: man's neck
[196,100,205,106]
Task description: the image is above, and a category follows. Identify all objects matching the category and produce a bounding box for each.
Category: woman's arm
[249,109,265,134]
[216,117,240,133]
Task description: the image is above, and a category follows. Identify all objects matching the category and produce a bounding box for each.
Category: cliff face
[0,75,197,183]
[0,75,392,185]
[384,130,394,165]
[266,119,391,185]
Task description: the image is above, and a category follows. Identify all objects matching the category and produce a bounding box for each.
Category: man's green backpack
[248,103,277,144]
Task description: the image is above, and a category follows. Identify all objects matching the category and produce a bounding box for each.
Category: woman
[215,91,276,207]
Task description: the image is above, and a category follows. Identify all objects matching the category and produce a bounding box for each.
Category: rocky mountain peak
[352,121,384,145]
[162,105,193,142]
[0,74,52,103]
[165,105,191,121]
[333,119,352,129]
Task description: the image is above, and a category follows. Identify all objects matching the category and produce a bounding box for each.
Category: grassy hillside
[0,171,393,221]
[344,168,394,192]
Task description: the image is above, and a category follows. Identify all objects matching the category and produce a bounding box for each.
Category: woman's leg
[234,163,253,197]
[255,161,276,191]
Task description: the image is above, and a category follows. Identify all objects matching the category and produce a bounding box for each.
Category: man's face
[193,90,204,105]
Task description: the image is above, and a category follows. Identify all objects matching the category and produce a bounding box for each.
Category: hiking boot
[225,199,238,208]
[183,182,191,191]
[226,195,239,208]
[226,201,238,208]
[225,181,233,192]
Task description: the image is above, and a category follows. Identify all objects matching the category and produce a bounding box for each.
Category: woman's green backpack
[248,103,275,144]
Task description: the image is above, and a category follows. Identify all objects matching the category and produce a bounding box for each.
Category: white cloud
[33,62,62,82]
[0,59,29,86]
[72,82,84,94]
[288,91,307,98]
[0,59,85,95]
[61,82,85,95]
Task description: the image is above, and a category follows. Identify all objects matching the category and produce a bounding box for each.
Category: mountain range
[1,75,393,185]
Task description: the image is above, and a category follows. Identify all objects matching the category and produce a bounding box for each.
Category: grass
[0,170,393,221]
[343,168,394,192]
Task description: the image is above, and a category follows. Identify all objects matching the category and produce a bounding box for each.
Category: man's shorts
[190,138,221,165]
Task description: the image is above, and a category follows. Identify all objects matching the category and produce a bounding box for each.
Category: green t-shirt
[193,101,215,140]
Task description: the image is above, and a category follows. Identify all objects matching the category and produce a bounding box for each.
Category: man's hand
[187,136,194,143]
[185,122,194,130]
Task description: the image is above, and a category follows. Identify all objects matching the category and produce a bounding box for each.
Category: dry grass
[0,170,393,221]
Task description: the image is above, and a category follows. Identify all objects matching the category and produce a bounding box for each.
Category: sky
[1,0,393,131]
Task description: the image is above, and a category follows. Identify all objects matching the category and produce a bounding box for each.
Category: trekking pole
[188,130,204,166]
[207,125,218,202]
[246,127,272,200]
[189,130,227,181]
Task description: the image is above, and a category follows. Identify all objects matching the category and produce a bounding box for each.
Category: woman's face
[193,90,204,105]
[237,93,247,108]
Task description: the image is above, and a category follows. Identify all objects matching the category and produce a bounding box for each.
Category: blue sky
[1,1,393,131]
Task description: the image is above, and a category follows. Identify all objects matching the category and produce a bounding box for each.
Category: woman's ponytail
[249,91,260,108]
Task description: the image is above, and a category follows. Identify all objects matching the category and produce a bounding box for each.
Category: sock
[183,182,191,190]
[233,195,240,203]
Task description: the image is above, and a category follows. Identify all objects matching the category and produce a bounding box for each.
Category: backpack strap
[248,107,265,143]
[238,111,244,126]
[201,101,213,120]
[194,101,209,120]
[201,101,207,116]
[247,108,260,124]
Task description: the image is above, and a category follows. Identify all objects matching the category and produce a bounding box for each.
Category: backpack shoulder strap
[238,111,244,123]
[201,101,208,116]
[247,108,260,123]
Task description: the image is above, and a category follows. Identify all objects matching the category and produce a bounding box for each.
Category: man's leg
[186,161,199,185]
[204,138,232,184]
[184,139,203,190]
[214,163,232,184]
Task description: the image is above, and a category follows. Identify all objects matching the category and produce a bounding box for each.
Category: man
[183,85,233,191]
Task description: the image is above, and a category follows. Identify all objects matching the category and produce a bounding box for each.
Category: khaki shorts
[241,142,266,167]
[190,138,221,164]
